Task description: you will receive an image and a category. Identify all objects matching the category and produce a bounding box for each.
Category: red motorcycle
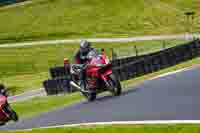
[0,85,18,125]
[69,50,122,101]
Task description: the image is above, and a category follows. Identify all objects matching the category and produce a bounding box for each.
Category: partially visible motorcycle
[68,49,122,101]
[0,85,18,125]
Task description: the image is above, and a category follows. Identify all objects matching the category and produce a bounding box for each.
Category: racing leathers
[74,48,96,91]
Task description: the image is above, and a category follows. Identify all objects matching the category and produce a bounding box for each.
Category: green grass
[11,93,83,119]
[0,39,186,95]
[9,56,200,119]
[0,0,199,43]
[3,124,200,133]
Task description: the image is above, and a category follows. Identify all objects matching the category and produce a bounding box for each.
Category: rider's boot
[80,80,87,91]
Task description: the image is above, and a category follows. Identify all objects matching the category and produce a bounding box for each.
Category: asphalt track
[1,67,200,131]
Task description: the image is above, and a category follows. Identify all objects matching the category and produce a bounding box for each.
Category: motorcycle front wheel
[80,83,96,102]
[6,105,18,122]
[82,91,96,102]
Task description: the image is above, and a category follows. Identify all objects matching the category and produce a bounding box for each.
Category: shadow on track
[82,87,141,104]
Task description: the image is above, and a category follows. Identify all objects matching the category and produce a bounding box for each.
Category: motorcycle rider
[0,84,18,123]
[0,84,7,97]
[74,39,96,90]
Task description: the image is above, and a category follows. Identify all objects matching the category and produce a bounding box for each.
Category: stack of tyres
[0,0,16,6]
[43,78,72,95]
[50,66,70,79]
[43,65,72,95]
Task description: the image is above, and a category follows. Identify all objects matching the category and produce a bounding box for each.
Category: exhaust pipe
[70,81,81,90]
[70,81,91,93]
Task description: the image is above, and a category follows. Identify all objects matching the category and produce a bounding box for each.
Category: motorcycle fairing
[0,96,9,122]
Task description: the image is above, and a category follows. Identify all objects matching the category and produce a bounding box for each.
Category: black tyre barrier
[44,39,200,94]
[43,78,75,95]
[49,65,70,79]
[0,0,26,6]
[111,53,149,67]
[116,39,200,81]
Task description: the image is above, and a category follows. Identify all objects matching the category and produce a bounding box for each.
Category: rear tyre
[10,110,18,122]
[108,74,122,96]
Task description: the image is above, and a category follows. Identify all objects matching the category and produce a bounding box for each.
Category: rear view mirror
[64,58,70,65]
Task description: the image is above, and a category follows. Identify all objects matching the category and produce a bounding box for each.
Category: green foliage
[12,93,83,118]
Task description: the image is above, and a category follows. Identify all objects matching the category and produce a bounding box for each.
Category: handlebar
[71,63,111,70]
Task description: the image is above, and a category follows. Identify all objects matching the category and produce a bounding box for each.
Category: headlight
[96,63,103,67]
[105,58,109,64]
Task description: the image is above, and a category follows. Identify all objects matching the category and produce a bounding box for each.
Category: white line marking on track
[0,34,199,48]
[150,68,189,80]
[20,120,200,131]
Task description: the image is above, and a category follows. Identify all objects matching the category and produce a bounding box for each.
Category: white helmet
[80,39,91,53]
[0,84,7,96]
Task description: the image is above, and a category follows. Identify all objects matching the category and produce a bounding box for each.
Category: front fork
[100,72,111,89]
[2,103,11,118]
[104,80,110,89]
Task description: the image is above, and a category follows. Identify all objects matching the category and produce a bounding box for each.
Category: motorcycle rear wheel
[108,74,122,96]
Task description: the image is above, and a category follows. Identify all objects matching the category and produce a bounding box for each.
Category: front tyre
[87,92,96,101]
[108,74,122,96]
[6,105,18,122]
[80,82,97,102]
[10,110,18,122]
[82,91,96,102]
[0,122,6,126]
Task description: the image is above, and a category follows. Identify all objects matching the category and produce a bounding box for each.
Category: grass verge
[11,93,83,119]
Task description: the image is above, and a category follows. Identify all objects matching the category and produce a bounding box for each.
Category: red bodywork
[85,53,112,90]
[0,95,9,122]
